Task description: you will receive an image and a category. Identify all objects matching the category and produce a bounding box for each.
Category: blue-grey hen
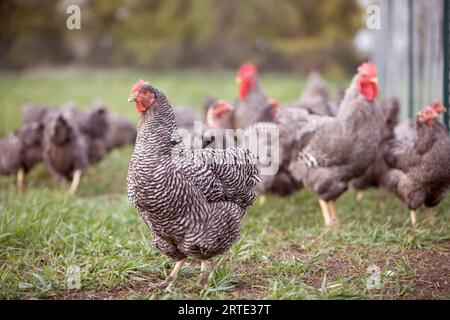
[126,80,260,288]
[384,102,450,228]
[288,63,384,228]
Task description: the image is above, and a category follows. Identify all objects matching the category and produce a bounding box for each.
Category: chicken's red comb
[131,79,148,94]
[357,62,377,77]
[431,101,446,114]
[237,63,258,78]
[268,98,279,107]
[419,106,438,123]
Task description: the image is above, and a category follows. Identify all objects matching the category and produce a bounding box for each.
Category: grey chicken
[287,62,384,228]
[384,102,450,227]
[232,63,278,129]
[205,100,281,197]
[202,100,236,149]
[271,106,313,197]
[351,97,400,196]
[238,122,281,198]
[202,94,218,122]
[64,104,110,164]
[394,118,416,148]
[297,71,338,116]
[126,79,260,288]
[0,122,44,189]
[104,112,137,151]
[22,103,52,124]
[42,111,88,194]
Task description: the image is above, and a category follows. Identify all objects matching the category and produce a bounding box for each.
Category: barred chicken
[0,122,44,189]
[384,102,450,227]
[351,97,400,197]
[126,80,260,288]
[42,111,88,194]
[287,62,384,228]
[233,63,278,129]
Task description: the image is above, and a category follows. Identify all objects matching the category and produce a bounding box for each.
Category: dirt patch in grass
[406,245,450,299]
[49,242,450,300]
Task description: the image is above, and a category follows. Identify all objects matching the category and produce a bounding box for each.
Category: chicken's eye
[142,90,148,95]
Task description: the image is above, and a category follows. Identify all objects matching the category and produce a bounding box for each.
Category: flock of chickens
[1,62,449,289]
[0,102,137,193]
[125,62,450,289]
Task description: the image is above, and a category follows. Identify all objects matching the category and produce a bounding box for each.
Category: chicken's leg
[16,168,25,191]
[69,169,82,195]
[327,201,340,227]
[426,207,435,227]
[319,199,332,227]
[258,195,267,206]
[410,210,417,229]
[198,260,213,286]
[356,191,364,202]
[158,259,186,290]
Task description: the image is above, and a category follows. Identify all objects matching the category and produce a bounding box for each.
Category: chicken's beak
[235,76,242,84]
[128,96,137,103]
[370,77,378,84]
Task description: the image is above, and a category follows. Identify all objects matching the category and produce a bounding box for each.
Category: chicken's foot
[327,201,340,228]
[258,195,267,206]
[69,169,82,195]
[157,259,186,290]
[356,191,364,202]
[16,168,25,191]
[426,207,435,227]
[319,199,331,227]
[410,210,417,229]
[198,260,213,287]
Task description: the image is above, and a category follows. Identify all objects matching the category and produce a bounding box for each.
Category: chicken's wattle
[357,79,378,101]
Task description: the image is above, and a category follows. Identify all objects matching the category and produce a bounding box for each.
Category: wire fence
[370,0,448,130]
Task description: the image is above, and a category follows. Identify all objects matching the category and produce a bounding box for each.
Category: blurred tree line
[0,0,364,73]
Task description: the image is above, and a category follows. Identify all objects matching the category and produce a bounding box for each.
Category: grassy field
[0,69,449,300]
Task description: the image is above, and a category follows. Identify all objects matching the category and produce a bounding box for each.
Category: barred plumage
[290,77,385,201]
[384,107,450,212]
[127,83,260,267]
[350,97,400,191]
[282,63,384,228]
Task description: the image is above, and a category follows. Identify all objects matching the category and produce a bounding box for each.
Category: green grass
[0,69,449,300]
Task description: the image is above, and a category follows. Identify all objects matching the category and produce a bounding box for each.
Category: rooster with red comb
[286,62,384,228]
[233,63,278,129]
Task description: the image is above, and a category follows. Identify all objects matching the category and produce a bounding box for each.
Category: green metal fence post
[408,0,414,119]
[444,0,450,132]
